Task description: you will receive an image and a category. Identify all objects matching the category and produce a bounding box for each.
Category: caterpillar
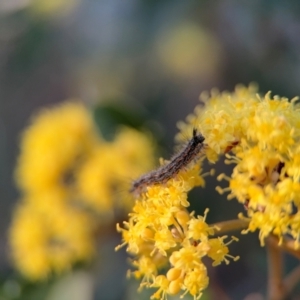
[130,128,205,196]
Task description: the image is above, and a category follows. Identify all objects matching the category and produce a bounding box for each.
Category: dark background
[0,0,300,299]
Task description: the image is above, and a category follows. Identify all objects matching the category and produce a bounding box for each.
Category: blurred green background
[1,0,300,299]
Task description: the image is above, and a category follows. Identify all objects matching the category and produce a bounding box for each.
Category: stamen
[115,243,127,251]
[291,96,299,104]
[217,173,231,181]
[216,186,231,195]
[224,159,237,165]
[227,194,236,200]
[202,169,215,177]
[216,186,224,195]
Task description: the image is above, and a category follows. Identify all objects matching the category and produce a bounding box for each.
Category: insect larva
[130,129,205,196]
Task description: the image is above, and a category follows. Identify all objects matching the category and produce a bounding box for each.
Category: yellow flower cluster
[10,101,155,280]
[117,162,238,300]
[178,84,300,248]
[10,200,94,281]
[77,127,155,215]
[16,102,98,196]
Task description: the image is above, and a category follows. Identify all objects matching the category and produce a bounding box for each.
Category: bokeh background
[1,0,300,299]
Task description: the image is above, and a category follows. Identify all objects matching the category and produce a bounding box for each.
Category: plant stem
[209,220,300,299]
[266,237,285,300]
[284,264,300,296]
[266,236,300,299]
[268,234,300,260]
[212,219,249,235]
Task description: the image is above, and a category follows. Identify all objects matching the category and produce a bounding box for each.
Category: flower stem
[266,237,285,300]
[266,235,300,299]
[284,264,300,296]
[212,219,249,235]
[268,234,300,260]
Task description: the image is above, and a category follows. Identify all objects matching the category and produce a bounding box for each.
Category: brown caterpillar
[130,129,205,196]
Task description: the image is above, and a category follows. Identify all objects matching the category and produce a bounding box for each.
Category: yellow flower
[170,245,203,270]
[118,84,300,299]
[11,100,157,281]
[75,143,118,215]
[150,275,169,300]
[207,236,239,266]
[183,264,208,299]
[187,209,214,241]
[117,163,237,299]
[76,127,156,215]
[15,101,99,196]
[130,256,158,282]
[9,199,95,281]
[176,83,259,162]
[178,84,300,248]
